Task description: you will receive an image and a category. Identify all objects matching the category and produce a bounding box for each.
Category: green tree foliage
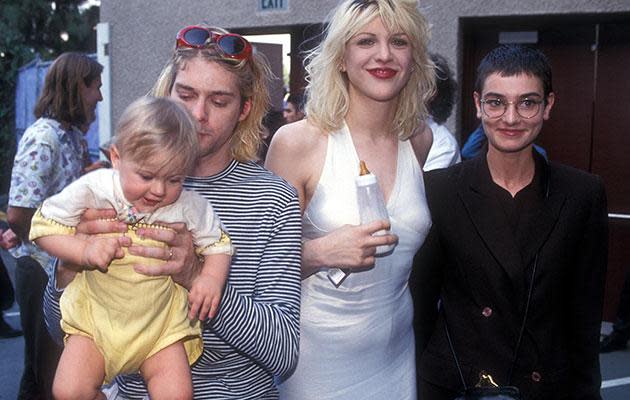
[0,0,99,194]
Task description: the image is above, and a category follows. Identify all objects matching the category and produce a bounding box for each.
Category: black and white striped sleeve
[42,259,65,346]
[210,187,302,377]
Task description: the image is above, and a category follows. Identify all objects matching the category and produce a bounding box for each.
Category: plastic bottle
[328,160,394,287]
[355,160,394,254]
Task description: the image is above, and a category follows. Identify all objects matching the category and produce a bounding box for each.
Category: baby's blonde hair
[114,96,198,175]
[305,0,435,139]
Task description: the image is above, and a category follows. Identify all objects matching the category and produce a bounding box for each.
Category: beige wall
[101,0,630,133]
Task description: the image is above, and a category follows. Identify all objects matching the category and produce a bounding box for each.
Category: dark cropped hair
[34,52,103,126]
[474,44,553,101]
[428,53,456,125]
[286,92,305,112]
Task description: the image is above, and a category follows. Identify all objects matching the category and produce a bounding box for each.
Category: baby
[30,96,233,399]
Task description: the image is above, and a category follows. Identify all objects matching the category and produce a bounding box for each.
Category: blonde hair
[304,0,435,139]
[114,96,198,175]
[150,26,273,162]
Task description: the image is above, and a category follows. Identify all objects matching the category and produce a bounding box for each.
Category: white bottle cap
[355,173,377,187]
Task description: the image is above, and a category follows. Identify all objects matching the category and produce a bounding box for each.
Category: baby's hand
[81,237,123,272]
[188,276,224,321]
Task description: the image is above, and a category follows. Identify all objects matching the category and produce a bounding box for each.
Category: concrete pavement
[1,250,629,399]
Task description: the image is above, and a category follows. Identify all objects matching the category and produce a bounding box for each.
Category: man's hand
[76,208,128,236]
[130,222,201,290]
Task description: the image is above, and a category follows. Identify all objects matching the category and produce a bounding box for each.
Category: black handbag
[447,255,539,400]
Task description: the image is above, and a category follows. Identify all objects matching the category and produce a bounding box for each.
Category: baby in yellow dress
[30,96,233,400]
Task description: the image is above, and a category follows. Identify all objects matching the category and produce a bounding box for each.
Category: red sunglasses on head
[176,26,253,61]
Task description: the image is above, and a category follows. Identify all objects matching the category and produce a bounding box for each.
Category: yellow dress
[29,169,234,383]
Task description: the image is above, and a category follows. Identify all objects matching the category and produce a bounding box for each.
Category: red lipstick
[368,68,397,79]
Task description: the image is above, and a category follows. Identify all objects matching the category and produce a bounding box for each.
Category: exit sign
[259,0,287,12]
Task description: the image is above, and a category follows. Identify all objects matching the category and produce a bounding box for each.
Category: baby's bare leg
[141,341,193,400]
[53,335,106,400]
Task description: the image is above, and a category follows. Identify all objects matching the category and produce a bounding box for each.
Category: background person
[599,269,630,353]
[282,92,305,124]
[424,52,461,172]
[412,44,608,400]
[265,0,434,398]
[44,25,302,399]
[7,52,103,400]
[258,109,285,164]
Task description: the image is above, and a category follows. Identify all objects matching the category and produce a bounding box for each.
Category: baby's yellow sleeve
[29,208,76,241]
[196,229,234,256]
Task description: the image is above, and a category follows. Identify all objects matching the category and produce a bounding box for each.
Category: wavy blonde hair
[150,26,272,162]
[305,0,435,139]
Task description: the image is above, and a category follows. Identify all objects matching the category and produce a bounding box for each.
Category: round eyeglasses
[480,98,543,119]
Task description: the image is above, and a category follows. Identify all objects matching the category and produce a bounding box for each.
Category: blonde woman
[265,0,435,398]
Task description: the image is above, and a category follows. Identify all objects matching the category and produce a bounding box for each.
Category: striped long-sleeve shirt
[44,160,302,399]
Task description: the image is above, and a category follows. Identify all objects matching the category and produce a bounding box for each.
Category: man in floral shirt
[7,52,103,400]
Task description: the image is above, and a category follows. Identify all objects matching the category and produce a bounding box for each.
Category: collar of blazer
[456,152,566,303]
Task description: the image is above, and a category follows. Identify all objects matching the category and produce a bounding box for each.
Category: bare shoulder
[267,119,327,167]
[409,121,434,167]
[265,119,328,210]
[271,119,325,152]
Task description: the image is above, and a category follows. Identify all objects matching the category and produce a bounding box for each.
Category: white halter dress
[278,124,431,399]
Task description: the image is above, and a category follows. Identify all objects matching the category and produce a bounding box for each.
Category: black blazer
[411,155,608,400]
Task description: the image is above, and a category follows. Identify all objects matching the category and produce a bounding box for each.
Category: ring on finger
[167,247,174,260]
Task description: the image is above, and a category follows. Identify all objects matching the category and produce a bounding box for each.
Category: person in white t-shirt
[424,53,461,171]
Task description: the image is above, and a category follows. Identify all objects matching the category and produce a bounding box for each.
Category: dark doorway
[461,14,630,321]
[288,24,324,95]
